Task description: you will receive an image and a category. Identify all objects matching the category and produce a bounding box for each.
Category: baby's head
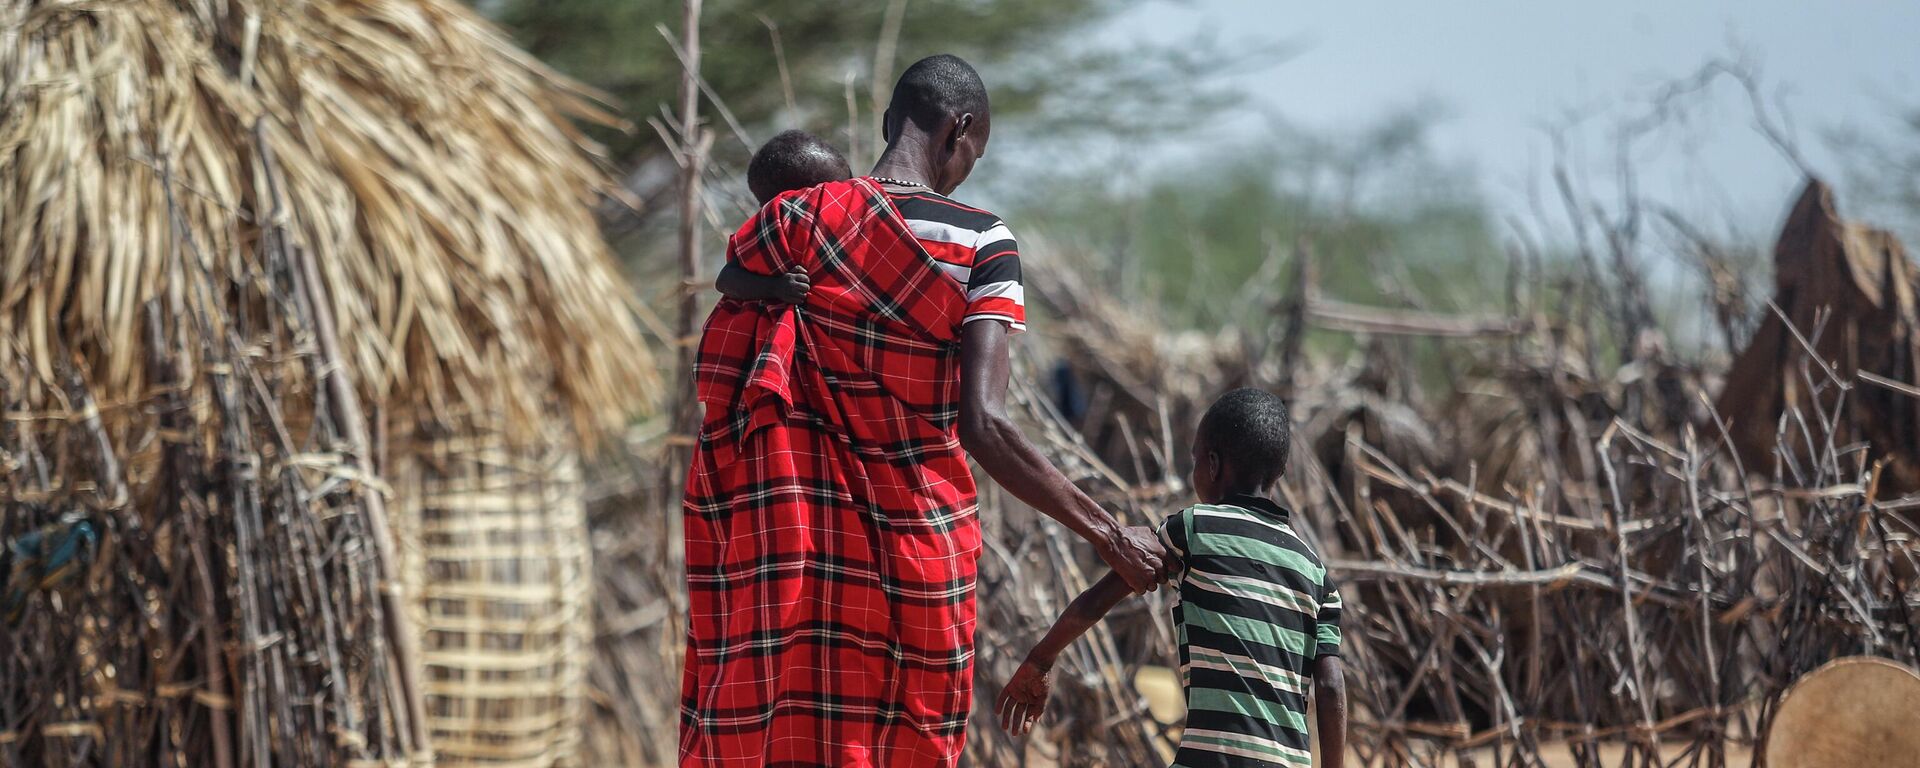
[748,130,853,205]
[1190,387,1292,503]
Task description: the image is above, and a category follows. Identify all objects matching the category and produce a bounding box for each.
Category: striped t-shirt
[879,180,1026,332]
[1158,494,1342,768]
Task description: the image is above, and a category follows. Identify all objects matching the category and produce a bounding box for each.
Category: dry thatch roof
[1,0,657,437]
[1718,179,1920,494]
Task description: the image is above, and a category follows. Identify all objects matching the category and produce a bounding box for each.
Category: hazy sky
[1099,1,1920,236]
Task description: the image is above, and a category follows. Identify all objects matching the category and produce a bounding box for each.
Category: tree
[1010,107,1499,329]
[481,1,1235,222]
[488,1,1114,164]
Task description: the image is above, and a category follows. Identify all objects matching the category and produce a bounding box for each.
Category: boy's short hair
[1197,387,1292,487]
[748,130,852,205]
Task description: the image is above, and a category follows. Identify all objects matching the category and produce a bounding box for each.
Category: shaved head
[878,54,992,195]
[888,54,989,133]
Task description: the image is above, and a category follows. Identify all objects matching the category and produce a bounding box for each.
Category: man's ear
[948,113,974,150]
[881,108,897,144]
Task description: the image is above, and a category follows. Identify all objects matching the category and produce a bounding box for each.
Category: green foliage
[1009,107,1504,331]
[480,0,1247,313]
[484,0,1132,168]
[997,107,1520,396]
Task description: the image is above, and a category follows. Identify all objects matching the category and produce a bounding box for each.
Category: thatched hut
[1,1,655,766]
[1719,179,1920,495]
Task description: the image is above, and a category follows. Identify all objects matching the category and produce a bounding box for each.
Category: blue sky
[1091,1,1920,237]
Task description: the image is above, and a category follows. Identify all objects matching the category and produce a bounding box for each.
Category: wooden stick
[664,0,707,691]
[1308,296,1523,338]
[257,122,430,755]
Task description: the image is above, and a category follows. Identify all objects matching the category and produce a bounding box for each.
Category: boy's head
[1190,387,1292,503]
[748,130,853,205]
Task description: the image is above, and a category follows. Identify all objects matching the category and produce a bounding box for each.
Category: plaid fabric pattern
[681,178,983,767]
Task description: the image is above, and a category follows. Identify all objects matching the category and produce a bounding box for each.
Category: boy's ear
[1207,449,1224,486]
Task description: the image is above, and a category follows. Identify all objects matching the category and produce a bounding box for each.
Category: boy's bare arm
[715,263,810,303]
[1025,571,1132,667]
[995,571,1133,735]
[1313,656,1347,768]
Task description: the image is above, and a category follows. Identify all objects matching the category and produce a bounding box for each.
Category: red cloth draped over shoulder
[680,178,983,768]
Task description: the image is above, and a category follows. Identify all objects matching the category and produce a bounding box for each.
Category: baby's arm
[995,570,1132,735]
[715,263,810,304]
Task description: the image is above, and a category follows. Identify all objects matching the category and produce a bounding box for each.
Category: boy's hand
[995,660,1054,736]
[776,266,811,304]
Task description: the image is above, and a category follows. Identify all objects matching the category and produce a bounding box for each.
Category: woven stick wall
[393,418,593,767]
[957,203,1920,767]
[0,143,432,766]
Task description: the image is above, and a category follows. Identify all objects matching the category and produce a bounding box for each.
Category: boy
[713,129,852,304]
[996,388,1347,767]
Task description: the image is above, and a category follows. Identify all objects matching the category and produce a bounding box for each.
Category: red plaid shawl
[681,179,982,767]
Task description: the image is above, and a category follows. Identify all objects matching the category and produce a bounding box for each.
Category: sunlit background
[7,3,1917,766]
[478,0,1920,359]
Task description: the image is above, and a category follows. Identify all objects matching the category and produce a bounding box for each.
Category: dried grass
[1,0,657,441]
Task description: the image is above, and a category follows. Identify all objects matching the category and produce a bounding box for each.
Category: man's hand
[1098,525,1167,593]
[775,266,811,304]
[995,659,1055,736]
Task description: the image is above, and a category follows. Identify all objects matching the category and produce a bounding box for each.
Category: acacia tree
[483,1,1232,222]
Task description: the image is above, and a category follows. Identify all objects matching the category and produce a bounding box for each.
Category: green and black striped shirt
[1158,494,1342,768]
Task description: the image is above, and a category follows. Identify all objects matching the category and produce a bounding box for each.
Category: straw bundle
[1,0,655,437]
[2,1,655,765]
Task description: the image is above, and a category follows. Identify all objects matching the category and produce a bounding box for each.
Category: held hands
[995,659,1055,736]
[776,265,811,304]
[1098,525,1168,593]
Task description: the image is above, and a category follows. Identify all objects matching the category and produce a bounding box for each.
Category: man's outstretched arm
[958,320,1166,592]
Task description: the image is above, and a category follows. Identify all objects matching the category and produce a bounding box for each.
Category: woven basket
[392,420,592,767]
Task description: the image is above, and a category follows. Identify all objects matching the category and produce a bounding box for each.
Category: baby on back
[715,130,852,304]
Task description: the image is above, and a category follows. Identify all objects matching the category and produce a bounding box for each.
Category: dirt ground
[1034,667,1768,767]
[1415,742,1755,767]
[1021,739,1756,767]
[1021,741,1758,764]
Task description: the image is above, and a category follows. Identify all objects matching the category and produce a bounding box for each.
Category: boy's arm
[1313,656,1347,768]
[995,571,1133,735]
[1313,576,1347,767]
[715,263,810,303]
[1024,571,1132,668]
